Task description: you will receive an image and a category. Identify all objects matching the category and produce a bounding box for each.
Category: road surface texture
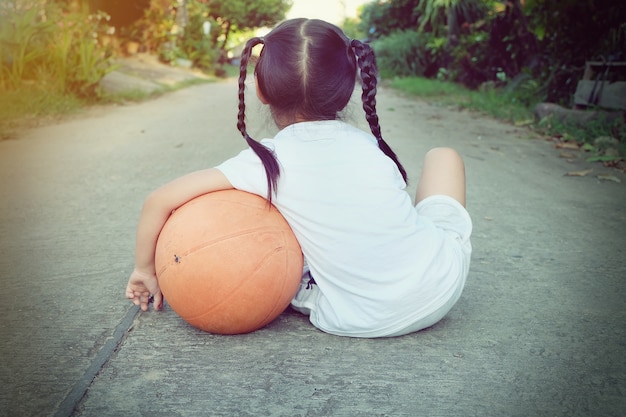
[1,59,625,417]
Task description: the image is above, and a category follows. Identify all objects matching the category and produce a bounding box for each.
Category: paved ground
[1,58,625,417]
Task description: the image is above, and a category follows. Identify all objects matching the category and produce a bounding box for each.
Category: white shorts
[291,195,472,337]
[416,194,472,247]
[388,195,472,336]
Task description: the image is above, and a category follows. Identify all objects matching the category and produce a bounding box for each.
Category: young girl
[126,18,472,338]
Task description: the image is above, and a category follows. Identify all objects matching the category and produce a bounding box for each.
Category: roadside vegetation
[387,77,626,168]
[1,0,624,170]
[0,1,113,136]
[0,0,288,137]
[344,0,626,169]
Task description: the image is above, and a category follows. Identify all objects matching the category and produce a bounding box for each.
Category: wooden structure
[574,61,626,110]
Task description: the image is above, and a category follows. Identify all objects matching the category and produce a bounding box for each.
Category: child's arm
[125,168,233,311]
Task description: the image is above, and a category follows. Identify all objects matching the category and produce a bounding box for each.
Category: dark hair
[237,19,407,202]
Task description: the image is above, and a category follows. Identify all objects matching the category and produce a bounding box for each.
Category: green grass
[0,75,215,139]
[99,77,214,105]
[390,77,468,98]
[0,87,86,139]
[389,77,534,124]
[220,63,242,78]
[5,71,622,162]
[536,115,626,160]
[388,76,625,161]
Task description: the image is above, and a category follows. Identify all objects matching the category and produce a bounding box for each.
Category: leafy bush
[88,0,150,28]
[358,0,419,39]
[123,0,221,72]
[125,6,177,58]
[177,1,219,70]
[52,9,115,97]
[373,31,443,78]
[501,72,546,107]
[0,1,114,98]
[365,1,534,87]
[341,16,367,41]
[390,76,533,124]
[448,30,492,89]
[0,3,47,89]
[525,0,626,104]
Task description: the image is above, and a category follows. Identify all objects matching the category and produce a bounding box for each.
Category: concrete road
[1,79,625,417]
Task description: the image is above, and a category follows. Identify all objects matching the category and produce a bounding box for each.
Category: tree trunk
[220,20,231,51]
[176,0,188,37]
[446,6,459,48]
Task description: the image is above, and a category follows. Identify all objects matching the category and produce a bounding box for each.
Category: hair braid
[351,39,408,183]
[237,37,280,203]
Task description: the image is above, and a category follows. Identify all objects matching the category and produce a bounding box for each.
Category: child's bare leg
[415,147,466,206]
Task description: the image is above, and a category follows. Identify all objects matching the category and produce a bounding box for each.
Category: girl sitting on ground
[126,18,472,338]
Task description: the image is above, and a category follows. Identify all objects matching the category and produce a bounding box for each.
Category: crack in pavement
[53,305,140,417]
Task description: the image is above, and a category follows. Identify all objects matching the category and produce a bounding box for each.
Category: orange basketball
[155,190,303,334]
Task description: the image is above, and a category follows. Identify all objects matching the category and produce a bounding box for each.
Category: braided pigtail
[237,37,280,203]
[350,39,408,183]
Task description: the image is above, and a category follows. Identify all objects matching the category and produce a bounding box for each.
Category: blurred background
[2,0,625,162]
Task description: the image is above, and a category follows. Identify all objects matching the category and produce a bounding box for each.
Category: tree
[415,0,494,40]
[205,0,292,51]
[88,0,151,27]
[359,0,491,41]
[359,0,420,39]
[525,0,625,61]
[517,0,626,103]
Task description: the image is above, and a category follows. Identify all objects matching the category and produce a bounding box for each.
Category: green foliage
[502,73,545,107]
[415,0,492,37]
[0,2,52,89]
[0,1,115,98]
[340,16,367,41]
[523,0,626,104]
[363,0,510,87]
[373,31,442,78]
[0,86,84,139]
[121,0,289,72]
[390,76,533,124]
[174,1,218,70]
[359,0,419,39]
[207,0,291,29]
[126,6,177,57]
[447,27,492,88]
[391,76,467,97]
[391,77,532,123]
[361,0,626,109]
[88,0,150,28]
[122,0,220,70]
[207,0,291,50]
[525,0,625,61]
[56,11,115,97]
[537,115,625,156]
[359,0,493,39]
[100,77,214,104]
[391,76,625,161]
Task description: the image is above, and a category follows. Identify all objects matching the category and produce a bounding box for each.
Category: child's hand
[125,269,163,311]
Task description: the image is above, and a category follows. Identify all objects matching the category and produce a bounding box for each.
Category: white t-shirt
[216,120,472,337]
